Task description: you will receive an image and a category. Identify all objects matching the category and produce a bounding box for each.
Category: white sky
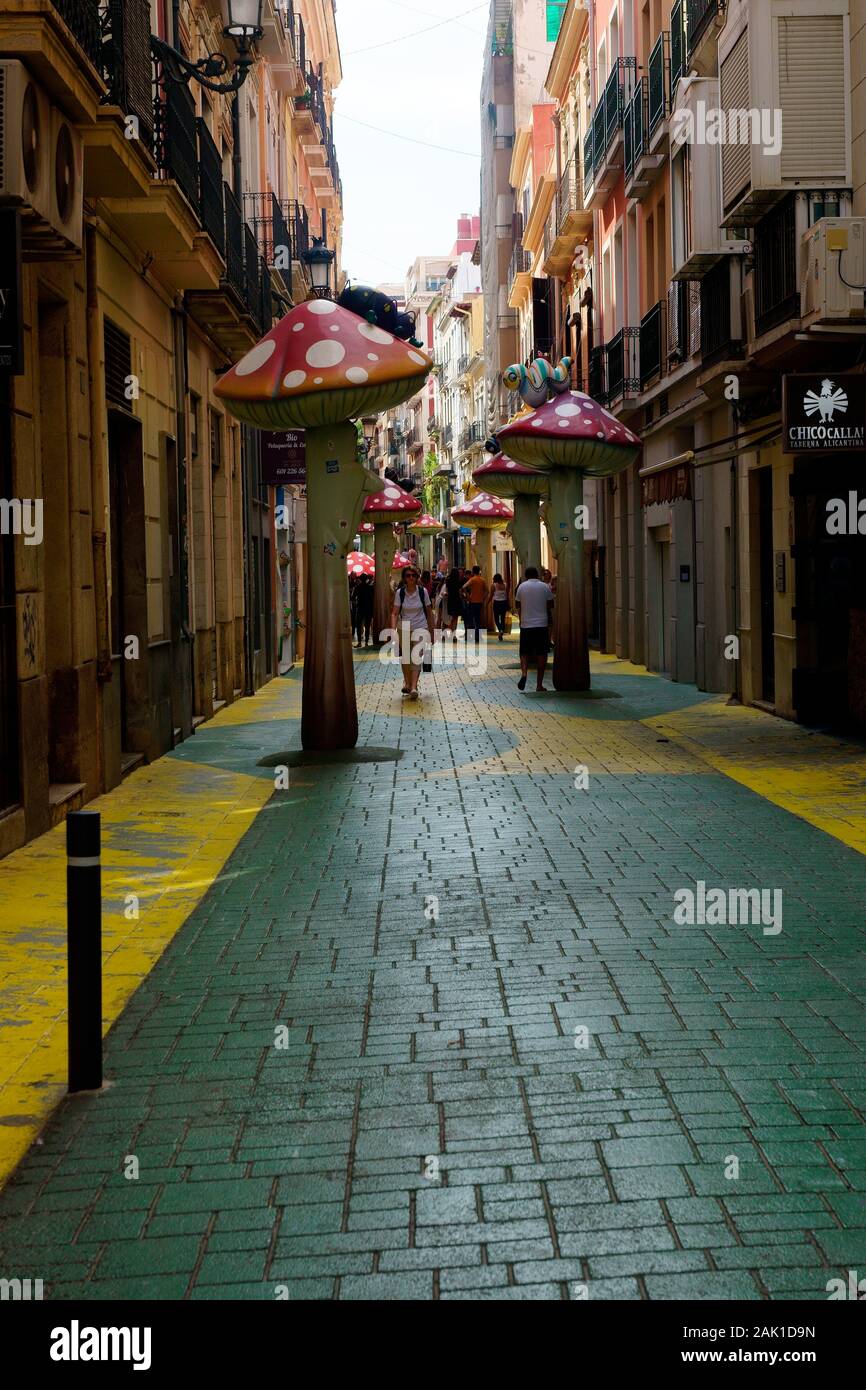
[332,0,487,287]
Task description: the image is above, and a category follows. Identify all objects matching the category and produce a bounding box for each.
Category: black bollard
[66,810,102,1093]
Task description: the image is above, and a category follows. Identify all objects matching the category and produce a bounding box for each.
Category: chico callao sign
[782,374,865,453]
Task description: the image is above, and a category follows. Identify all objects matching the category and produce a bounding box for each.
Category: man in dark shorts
[514,566,554,692]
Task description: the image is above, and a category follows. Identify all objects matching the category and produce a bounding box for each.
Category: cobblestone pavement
[1,641,866,1300]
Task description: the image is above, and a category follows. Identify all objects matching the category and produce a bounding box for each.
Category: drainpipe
[171,301,194,734]
[730,425,741,703]
[232,95,242,197]
[84,220,111,794]
[552,110,563,360]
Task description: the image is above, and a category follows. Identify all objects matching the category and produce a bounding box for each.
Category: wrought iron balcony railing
[648,31,670,137]
[52,0,102,68]
[100,0,154,150]
[556,151,583,232]
[605,327,640,401]
[667,279,701,364]
[197,119,224,255]
[508,242,531,294]
[289,199,310,263]
[639,300,664,388]
[671,0,686,90]
[155,79,199,217]
[584,57,636,188]
[588,344,606,403]
[700,258,743,365]
[244,192,295,268]
[686,0,725,59]
[754,194,799,338]
[624,78,646,178]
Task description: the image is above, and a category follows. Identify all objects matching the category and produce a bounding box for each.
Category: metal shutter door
[778,15,846,180]
[720,29,751,214]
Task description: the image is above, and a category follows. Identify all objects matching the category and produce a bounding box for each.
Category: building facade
[0,0,342,857]
[491,0,865,729]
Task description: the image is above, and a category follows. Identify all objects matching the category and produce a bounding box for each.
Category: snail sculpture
[502,356,573,409]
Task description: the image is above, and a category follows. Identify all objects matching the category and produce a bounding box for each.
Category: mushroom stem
[301,422,374,750]
[512,494,543,574]
[372,523,398,644]
[546,469,590,692]
[361,532,374,556]
[471,530,496,633]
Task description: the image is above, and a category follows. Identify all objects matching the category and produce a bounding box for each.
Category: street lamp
[302,237,336,299]
[152,0,264,93]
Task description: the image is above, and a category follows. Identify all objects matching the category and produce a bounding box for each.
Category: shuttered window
[719,28,751,214]
[104,319,132,410]
[777,15,846,180]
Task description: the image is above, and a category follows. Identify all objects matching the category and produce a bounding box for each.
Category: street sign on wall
[260,429,306,485]
[782,374,866,453]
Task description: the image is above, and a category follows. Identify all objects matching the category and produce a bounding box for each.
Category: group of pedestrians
[385,558,556,701]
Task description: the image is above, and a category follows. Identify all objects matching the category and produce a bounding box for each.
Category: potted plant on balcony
[294,87,312,110]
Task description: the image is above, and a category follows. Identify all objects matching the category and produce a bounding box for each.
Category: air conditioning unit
[0,60,52,220]
[48,105,83,251]
[671,77,751,279]
[718,0,851,227]
[801,218,866,324]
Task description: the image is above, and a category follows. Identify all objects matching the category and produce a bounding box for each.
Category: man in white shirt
[514,566,554,692]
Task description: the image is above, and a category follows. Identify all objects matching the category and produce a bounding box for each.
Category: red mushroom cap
[473,452,550,499]
[363,482,422,525]
[214,300,432,428]
[409,512,442,535]
[496,391,641,476]
[359,521,375,534]
[451,491,514,528]
[391,550,413,570]
[347,551,375,576]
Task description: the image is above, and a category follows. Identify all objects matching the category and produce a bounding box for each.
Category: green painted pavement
[1,645,866,1300]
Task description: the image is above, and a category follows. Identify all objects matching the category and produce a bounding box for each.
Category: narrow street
[1,642,865,1301]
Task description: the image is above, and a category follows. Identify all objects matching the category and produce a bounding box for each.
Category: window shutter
[719,29,751,214]
[777,15,846,180]
[104,319,132,410]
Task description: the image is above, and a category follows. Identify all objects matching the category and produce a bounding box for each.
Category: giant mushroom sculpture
[451,492,514,630]
[363,484,422,643]
[496,384,640,691]
[358,520,375,555]
[215,299,431,748]
[409,512,441,573]
[472,452,549,575]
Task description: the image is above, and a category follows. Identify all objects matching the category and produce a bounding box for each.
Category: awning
[639,420,783,507]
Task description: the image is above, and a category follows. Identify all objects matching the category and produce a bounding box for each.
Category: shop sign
[260,429,306,485]
[782,374,865,454]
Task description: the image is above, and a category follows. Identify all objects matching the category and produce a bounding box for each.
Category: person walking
[491,573,508,641]
[354,573,374,647]
[461,565,488,644]
[436,567,463,638]
[515,565,554,692]
[390,564,434,700]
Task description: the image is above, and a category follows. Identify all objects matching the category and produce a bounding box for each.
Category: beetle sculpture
[337,282,423,346]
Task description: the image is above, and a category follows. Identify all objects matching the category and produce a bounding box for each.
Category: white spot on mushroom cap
[292,322,305,332]
[367,353,379,362]
[283,369,306,389]
[235,338,276,376]
[308,300,337,315]
[346,366,368,384]
[358,323,394,346]
[306,339,345,369]
[555,401,581,416]
[407,350,426,365]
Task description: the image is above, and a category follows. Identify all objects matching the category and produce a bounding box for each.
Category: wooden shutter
[719,29,751,214]
[777,15,846,180]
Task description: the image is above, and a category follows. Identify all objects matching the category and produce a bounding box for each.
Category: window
[209,407,222,473]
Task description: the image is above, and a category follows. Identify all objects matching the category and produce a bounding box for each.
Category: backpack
[397,584,429,615]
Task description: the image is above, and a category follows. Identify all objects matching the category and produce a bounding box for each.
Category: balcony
[543,153,590,278]
[83,0,156,198]
[442,423,453,446]
[670,0,686,91]
[244,192,299,310]
[647,31,671,148]
[260,0,305,93]
[0,0,105,122]
[458,426,472,452]
[700,258,743,366]
[667,279,701,367]
[639,301,664,389]
[507,243,532,306]
[185,182,272,358]
[753,195,800,340]
[605,327,640,403]
[588,344,606,404]
[686,0,725,75]
[584,58,636,209]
